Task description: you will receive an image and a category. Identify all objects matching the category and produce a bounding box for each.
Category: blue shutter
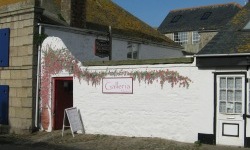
[0,28,10,67]
[0,85,9,125]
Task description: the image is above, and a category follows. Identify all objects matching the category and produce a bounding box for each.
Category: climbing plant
[41,48,192,106]
[41,48,81,107]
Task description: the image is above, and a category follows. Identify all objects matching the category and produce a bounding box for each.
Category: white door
[216,75,245,146]
[246,79,250,146]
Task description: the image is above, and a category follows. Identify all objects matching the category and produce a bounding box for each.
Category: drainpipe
[109,26,112,61]
[35,23,42,128]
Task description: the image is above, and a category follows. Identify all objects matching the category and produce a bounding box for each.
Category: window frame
[218,76,244,115]
[127,42,139,60]
[192,31,200,44]
[173,32,188,45]
[201,12,212,20]
[171,15,182,23]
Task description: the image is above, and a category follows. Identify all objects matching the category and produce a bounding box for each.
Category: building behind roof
[158,3,242,54]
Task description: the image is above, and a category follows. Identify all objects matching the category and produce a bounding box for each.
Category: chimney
[61,0,86,28]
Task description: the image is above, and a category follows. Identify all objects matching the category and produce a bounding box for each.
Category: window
[173,32,188,45]
[171,15,182,23]
[201,12,212,20]
[127,42,139,59]
[218,76,243,114]
[192,31,200,44]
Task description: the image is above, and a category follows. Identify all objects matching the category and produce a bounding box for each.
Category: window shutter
[0,85,9,125]
[0,28,10,67]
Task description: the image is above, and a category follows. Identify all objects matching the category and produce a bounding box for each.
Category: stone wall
[165,31,217,54]
[60,0,86,28]
[0,0,41,134]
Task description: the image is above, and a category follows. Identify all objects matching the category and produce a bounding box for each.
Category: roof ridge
[170,2,242,12]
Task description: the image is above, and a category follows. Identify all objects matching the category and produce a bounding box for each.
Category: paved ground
[0,130,249,150]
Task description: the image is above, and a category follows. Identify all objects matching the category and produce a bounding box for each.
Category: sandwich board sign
[62,107,84,137]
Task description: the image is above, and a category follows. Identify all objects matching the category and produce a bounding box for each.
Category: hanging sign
[102,77,133,94]
[95,39,110,58]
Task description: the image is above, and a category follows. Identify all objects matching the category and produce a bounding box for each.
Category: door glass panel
[235,78,242,89]
[219,101,226,113]
[227,102,234,113]
[227,90,234,102]
[227,78,234,89]
[220,78,226,89]
[235,102,242,113]
[235,90,242,101]
[220,90,226,100]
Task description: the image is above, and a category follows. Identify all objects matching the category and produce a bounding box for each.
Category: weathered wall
[199,32,217,51]
[43,25,183,61]
[0,0,40,133]
[139,44,183,59]
[73,63,215,143]
[165,31,217,54]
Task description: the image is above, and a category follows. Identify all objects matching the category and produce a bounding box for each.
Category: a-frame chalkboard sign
[62,107,84,137]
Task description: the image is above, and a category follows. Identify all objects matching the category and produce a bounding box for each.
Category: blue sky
[112,0,246,27]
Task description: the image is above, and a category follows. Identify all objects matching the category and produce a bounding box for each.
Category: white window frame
[173,32,188,45]
[218,76,244,114]
[127,42,139,60]
[192,31,200,44]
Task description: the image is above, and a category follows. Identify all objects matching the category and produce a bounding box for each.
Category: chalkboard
[62,107,84,137]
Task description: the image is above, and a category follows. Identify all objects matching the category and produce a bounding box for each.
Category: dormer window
[201,12,212,20]
[171,15,182,23]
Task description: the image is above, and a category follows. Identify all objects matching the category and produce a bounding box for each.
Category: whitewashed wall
[43,25,183,61]
[74,62,215,143]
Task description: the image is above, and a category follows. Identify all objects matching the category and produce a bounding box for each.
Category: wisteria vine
[41,48,192,106]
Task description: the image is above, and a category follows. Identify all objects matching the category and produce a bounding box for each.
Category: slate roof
[40,0,180,48]
[197,2,250,55]
[0,0,181,48]
[158,3,242,33]
[82,0,180,47]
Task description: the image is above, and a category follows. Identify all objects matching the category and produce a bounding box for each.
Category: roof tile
[198,3,250,55]
[158,3,242,33]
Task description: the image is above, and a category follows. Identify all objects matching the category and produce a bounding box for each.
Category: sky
[111,0,247,28]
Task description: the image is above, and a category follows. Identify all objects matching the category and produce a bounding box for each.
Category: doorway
[215,74,246,146]
[53,77,73,130]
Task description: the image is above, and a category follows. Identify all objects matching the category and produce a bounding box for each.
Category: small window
[127,42,139,59]
[171,15,182,23]
[192,31,200,44]
[173,32,188,45]
[201,12,212,20]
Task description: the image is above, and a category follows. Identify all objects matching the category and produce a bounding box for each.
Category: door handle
[243,114,250,120]
[227,117,235,119]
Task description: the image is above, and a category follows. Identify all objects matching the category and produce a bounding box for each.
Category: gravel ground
[0,130,249,150]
